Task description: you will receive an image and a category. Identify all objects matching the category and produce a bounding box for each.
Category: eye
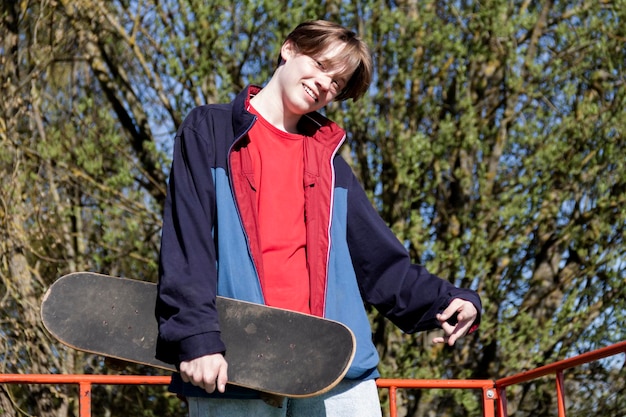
[329,79,345,94]
[333,78,346,89]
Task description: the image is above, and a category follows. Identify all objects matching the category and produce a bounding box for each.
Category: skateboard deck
[41,272,355,398]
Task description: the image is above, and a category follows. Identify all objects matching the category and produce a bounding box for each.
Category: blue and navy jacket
[156,86,482,397]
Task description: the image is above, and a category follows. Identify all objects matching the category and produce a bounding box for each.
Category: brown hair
[280,20,372,102]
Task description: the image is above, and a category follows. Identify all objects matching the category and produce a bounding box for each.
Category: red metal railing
[494,340,626,417]
[376,378,497,417]
[1,341,624,417]
[375,340,626,417]
[0,374,171,416]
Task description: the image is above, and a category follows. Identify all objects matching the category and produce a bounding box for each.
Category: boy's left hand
[432,298,478,346]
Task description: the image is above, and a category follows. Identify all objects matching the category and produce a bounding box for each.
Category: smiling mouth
[303,84,318,102]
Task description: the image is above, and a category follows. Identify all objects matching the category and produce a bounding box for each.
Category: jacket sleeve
[155,107,226,365]
[345,171,482,334]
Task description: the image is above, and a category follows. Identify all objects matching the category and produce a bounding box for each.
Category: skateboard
[41,272,355,398]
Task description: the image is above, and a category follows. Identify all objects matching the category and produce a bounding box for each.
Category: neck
[249,84,301,134]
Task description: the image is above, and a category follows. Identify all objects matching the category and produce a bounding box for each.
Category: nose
[316,74,334,92]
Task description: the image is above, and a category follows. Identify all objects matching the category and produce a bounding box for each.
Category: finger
[448,319,476,345]
[432,335,447,344]
[452,317,475,340]
[184,365,217,392]
[432,322,455,345]
[437,299,464,322]
[455,310,477,336]
[434,332,459,346]
[194,368,218,393]
[436,320,469,346]
[432,334,458,345]
[202,377,217,394]
[179,362,191,383]
[216,362,228,393]
[448,329,464,346]
[439,320,456,336]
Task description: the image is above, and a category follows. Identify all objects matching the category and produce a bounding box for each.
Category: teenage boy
[156,20,481,417]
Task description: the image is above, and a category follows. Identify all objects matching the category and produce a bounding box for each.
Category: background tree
[1,0,176,415]
[1,0,624,416]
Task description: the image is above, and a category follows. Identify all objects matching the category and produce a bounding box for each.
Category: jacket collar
[231,86,258,141]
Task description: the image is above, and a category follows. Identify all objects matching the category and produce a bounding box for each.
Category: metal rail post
[79,381,92,417]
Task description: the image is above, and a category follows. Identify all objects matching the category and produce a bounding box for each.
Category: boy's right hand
[179,353,228,394]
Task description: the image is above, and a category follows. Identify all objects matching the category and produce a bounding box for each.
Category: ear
[280,40,297,63]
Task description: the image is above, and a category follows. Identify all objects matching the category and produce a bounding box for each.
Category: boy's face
[276,40,351,115]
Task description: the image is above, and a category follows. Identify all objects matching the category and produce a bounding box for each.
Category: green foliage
[336,1,626,415]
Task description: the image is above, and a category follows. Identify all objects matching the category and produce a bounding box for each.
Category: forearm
[346,175,482,334]
[156,114,224,363]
